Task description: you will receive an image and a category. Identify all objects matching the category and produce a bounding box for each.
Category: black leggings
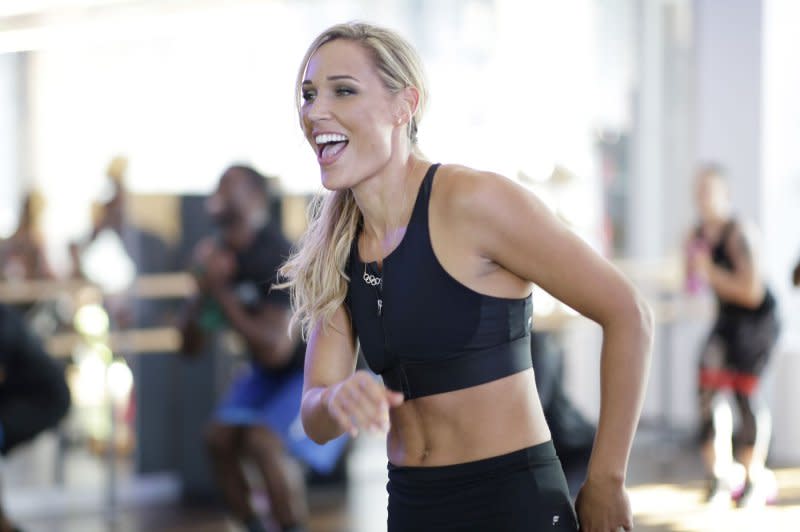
[698,310,779,446]
[387,440,578,532]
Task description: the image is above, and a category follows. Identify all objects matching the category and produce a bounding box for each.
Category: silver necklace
[362,262,382,287]
[363,262,383,316]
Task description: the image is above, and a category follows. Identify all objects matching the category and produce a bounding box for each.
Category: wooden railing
[1,266,715,358]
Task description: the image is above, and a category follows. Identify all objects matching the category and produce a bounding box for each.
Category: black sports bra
[697,219,775,319]
[346,163,533,399]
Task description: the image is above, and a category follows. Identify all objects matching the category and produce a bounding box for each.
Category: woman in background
[686,164,780,507]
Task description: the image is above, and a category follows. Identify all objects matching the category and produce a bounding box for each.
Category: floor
[4,429,800,532]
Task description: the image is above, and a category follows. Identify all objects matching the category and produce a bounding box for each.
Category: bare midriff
[385,368,551,467]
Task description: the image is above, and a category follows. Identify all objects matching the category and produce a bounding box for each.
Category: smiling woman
[296,33,426,191]
[278,22,653,532]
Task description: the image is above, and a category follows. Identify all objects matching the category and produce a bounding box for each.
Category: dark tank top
[346,163,533,399]
[699,220,775,319]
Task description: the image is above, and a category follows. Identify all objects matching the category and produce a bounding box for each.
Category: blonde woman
[280,22,652,532]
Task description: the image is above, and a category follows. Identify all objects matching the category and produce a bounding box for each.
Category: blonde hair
[278,22,428,338]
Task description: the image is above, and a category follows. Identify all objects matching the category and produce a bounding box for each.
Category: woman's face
[695,172,728,221]
[300,39,402,190]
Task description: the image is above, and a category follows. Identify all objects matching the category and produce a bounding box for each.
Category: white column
[628,0,666,260]
[761,0,800,464]
[692,0,763,221]
[0,53,23,237]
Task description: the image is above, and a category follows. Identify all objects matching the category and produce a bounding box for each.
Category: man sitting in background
[179,165,346,532]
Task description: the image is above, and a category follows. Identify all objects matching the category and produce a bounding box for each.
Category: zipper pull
[377,298,383,317]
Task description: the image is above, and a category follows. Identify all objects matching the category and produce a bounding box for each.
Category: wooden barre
[1,261,689,305]
[0,272,197,304]
[47,326,183,358]
[43,298,715,359]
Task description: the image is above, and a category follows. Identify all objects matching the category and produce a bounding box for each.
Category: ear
[395,86,420,125]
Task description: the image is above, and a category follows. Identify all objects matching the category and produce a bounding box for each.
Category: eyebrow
[302,75,360,85]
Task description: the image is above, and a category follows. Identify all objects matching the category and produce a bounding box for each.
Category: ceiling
[0,0,181,20]
[0,0,267,53]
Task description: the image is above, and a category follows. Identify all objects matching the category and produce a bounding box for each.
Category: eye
[301,89,316,103]
[335,86,356,96]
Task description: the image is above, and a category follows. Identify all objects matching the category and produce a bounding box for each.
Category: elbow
[617,291,655,356]
[743,285,766,309]
[305,427,330,445]
[252,335,297,370]
[253,345,292,370]
[727,284,765,310]
[300,409,333,445]
[637,295,655,353]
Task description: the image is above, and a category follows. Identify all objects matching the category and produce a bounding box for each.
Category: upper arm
[725,222,759,278]
[303,305,358,394]
[452,170,646,327]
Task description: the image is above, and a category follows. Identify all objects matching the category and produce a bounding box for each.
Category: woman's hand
[575,475,633,532]
[324,370,404,437]
[689,242,712,280]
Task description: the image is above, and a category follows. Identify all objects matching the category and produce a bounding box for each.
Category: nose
[305,93,331,124]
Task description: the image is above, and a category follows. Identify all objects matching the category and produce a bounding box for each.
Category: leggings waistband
[387,440,559,484]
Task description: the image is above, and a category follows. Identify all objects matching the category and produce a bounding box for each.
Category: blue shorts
[215,363,348,474]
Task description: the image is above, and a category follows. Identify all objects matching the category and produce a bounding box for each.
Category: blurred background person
[69,156,172,300]
[793,255,800,287]
[685,164,781,507]
[0,191,54,282]
[0,303,71,532]
[67,156,175,459]
[179,165,344,532]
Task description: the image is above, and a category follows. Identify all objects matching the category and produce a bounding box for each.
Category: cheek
[300,120,313,144]
[356,111,394,155]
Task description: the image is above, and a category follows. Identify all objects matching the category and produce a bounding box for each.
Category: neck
[702,210,730,228]
[352,154,426,244]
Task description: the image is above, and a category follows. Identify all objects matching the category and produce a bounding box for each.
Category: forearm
[588,299,653,484]
[301,385,346,444]
[178,296,206,353]
[708,266,763,307]
[211,288,293,367]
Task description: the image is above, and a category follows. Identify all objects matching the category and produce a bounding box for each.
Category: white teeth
[314,133,348,145]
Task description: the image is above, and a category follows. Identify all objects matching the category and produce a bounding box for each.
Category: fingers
[385,389,405,407]
[575,485,633,532]
[325,391,357,436]
[327,372,400,436]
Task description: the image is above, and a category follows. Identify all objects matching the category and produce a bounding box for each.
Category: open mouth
[315,133,349,164]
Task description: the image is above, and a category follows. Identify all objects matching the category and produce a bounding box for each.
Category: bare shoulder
[726,219,761,260]
[433,164,530,221]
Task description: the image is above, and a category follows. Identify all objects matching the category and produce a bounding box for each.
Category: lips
[314,132,350,166]
[319,140,348,164]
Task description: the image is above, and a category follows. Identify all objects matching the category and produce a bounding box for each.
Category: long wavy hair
[278,22,428,339]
